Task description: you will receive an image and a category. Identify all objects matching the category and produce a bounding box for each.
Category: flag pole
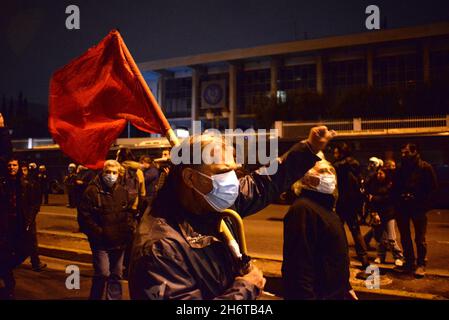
[115,30,179,147]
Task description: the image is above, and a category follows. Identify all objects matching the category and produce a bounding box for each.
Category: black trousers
[28,221,41,267]
[42,192,49,205]
[396,208,428,267]
[338,207,368,258]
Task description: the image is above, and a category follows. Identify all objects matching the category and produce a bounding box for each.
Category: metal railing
[275,115,449,139]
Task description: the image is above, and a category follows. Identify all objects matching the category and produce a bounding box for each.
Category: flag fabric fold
[49,30,165,169]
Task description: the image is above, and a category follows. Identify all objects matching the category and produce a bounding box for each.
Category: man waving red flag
[49,30,174,169]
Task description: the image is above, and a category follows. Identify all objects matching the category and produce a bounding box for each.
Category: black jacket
[77,175,133,250]
[0,127,13,178]
[282,189,351,300]
[334,156,363,216]
[0,175,41,272]
[393,155,438,213]
[365,176,395,221]
[129,141,320,300]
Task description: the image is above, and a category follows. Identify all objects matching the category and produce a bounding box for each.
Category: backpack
[122,168,139,206]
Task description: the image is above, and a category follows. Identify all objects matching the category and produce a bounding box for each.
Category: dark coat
[129,141,320,300]
[77,175,133,250]
[0,127,13,178]
[365,176,395,221]
[282,189,351,300]
[143,166,159,201]
[334,156,363,217]
[73,169,96,207]
[0,175,41,272]
[393,155,438,214]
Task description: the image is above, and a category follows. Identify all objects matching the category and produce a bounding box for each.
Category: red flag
[49,30,169,169]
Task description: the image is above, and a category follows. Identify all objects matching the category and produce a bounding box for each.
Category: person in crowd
[333,143,369,268]
[37,165,50,205]
[283,154,357,300]
[19,161,47,271]
[393,143,438,277]
[0,156,41,299]
[139,155,160,203]
[0,113,12,177]
[28,162,38,179]
[116,148,146,277]
[64,163,77,208]
[73,165,96,208]
[128,126,334,300]
[20,162,29,177]
[362,156,385,249]
[77,160,134,300]
[364,164,404,267]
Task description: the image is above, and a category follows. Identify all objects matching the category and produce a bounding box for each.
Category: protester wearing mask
[393,143,438,277]
[129,126,334,300]
[283,156,357,300]
[77,160,133,300]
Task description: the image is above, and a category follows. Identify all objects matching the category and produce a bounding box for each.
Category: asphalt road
[36,195,449,273]
[15,194,448,300]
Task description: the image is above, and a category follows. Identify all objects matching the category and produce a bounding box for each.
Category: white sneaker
[415,266,426,278]
[394,259,404,267]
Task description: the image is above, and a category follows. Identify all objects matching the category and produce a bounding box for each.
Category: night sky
[1,0,449,106]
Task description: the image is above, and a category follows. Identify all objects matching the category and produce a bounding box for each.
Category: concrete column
[367,49,374,87]
[270,58,280,98]
[316,55,324,94]
[157,76,165,108]
[228,63,238,130]
[423,41,430,84]
[191,68,201,127]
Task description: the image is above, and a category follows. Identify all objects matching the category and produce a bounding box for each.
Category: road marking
[39,211,76,218]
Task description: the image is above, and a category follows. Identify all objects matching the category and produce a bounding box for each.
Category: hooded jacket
[282,189,351,300]
[129,141,320,300]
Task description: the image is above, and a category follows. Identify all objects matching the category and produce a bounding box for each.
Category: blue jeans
[375,219,403,260]
[89,247,125,300]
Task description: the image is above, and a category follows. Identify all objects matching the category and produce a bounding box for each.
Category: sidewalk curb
[251,255,449,300]
[349,260,449,279]
[39,244,92,263]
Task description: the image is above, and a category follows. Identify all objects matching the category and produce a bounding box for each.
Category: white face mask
[192,170,240,212]
[304,173,336,194]
[103,173,118,187]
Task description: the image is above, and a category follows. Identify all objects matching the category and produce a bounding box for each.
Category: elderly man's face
[181,141,238,214]
[302,160,336,188]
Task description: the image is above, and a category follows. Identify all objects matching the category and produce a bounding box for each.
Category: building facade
[138,22,449,132]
